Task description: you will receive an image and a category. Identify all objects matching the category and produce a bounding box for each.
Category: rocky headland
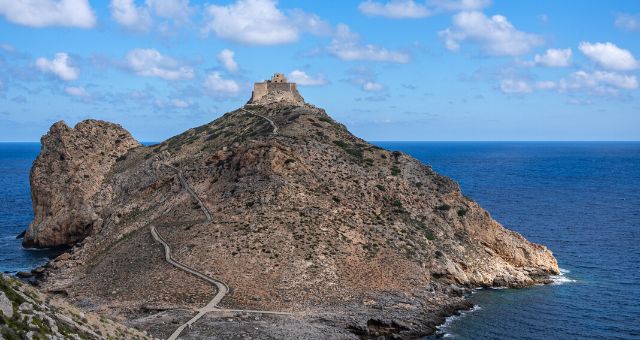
[21,76,559,339]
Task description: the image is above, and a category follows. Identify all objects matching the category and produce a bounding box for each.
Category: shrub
[318,117,332,123]
[375,184,385,191]
[436,204,451,211]
[391,166,401,176]
[284,158,296,165]
[245,201,254,208]
[333,140,348,148]
[457,208,468,217]
[391,199,403,207]
[332,196,341,203]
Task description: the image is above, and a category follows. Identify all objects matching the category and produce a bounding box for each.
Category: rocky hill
[23,90,559,338]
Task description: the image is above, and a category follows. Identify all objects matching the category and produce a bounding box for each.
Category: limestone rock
[23,119,140,248]
[0,291,13,318]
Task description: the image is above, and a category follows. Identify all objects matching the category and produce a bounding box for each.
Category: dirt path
[240,107,278,134]
[151,162,292,339]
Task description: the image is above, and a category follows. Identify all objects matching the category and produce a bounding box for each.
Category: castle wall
[267,82,293,92]
[251,83,268,102]
[250,81,304,104]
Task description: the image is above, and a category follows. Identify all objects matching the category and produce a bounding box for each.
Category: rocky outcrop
[0,274,150,339]
[23,120,140,248]
[29,99,559,338]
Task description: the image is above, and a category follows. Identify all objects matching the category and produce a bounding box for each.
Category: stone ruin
[248,73,305,105]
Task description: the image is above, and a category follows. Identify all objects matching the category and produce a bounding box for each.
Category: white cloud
[202,0,298,45]
[289,9,332,36]
[35,53,79,81]
[1,43,15,52]
[614,13,639,32]
[110,0,152,31]
[535,80,556,90]
[65,86,90,97]
[217,49,238,72]
[155,97,191,108]
[579,42,638,71]
[125,48,194,80]
[328,24,410,63]
[560,71,638,90]
[362,81,385,91]
[203,72,240,96]
[533,48,572,67]
[146,0,192,24]
[0,0,96,28]
[500,79,532,94]
[501,70,638,96]
[358,0,431,19]
[439,11,543,56]
[287,70,327,86]
[430,0,491,11]
[357,0,490,19]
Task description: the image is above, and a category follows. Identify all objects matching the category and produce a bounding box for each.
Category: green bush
[333,140,348,148]
[457,208,468,217]
[391,166,401,176]
[436,204,451,211]
[332,196,341,203]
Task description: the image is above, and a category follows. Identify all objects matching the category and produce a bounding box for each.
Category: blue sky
[0,0,639,141]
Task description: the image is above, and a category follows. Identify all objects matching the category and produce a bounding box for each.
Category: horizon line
[1,140,639,143]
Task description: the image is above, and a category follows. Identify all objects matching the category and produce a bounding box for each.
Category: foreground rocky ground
[22,96,559,338]
[0,274,150,339]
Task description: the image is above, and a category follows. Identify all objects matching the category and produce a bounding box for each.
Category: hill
[23,87,559,338]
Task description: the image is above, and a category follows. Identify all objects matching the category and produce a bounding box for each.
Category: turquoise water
[1,142,639,338]
[375,142,640,340]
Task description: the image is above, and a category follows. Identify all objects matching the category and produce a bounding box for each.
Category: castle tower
[249,72,304,105]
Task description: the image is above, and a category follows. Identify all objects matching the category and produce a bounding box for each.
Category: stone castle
[249,73,304,105]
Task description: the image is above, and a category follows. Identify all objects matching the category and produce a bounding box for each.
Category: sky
[0,0,639,142]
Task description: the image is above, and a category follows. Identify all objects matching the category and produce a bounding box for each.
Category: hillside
[23,93,559,338]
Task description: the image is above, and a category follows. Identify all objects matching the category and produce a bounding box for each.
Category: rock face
[29,96,559,338]
[23,120,140,248]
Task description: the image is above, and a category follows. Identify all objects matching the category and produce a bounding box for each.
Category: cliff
[24,120,140,248]
[25,95,559,338]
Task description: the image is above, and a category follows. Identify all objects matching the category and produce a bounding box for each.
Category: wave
[436,305,482,338]
[549,268,576,285]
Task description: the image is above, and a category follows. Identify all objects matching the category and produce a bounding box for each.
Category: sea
[2,141,639,339]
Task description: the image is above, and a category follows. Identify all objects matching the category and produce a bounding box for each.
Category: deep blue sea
[1,142,639,339]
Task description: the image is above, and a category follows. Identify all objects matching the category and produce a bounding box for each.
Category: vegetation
[457,208,468,217]
[406,217,437,241]
[391,166,401,176]
[436,204,451,211]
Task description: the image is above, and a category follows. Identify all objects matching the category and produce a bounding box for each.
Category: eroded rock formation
[23,120,140,248]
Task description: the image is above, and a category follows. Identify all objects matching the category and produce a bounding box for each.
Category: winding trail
[151,161,292,340]
[240,107,278,135]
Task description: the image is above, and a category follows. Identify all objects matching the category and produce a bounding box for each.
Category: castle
[249,73,304,105]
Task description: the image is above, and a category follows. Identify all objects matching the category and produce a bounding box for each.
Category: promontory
[22,73,559,339]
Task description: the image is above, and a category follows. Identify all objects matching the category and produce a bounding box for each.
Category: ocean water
[375,142,640,340]
[1,142,639,338]
[0,143,62,274]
